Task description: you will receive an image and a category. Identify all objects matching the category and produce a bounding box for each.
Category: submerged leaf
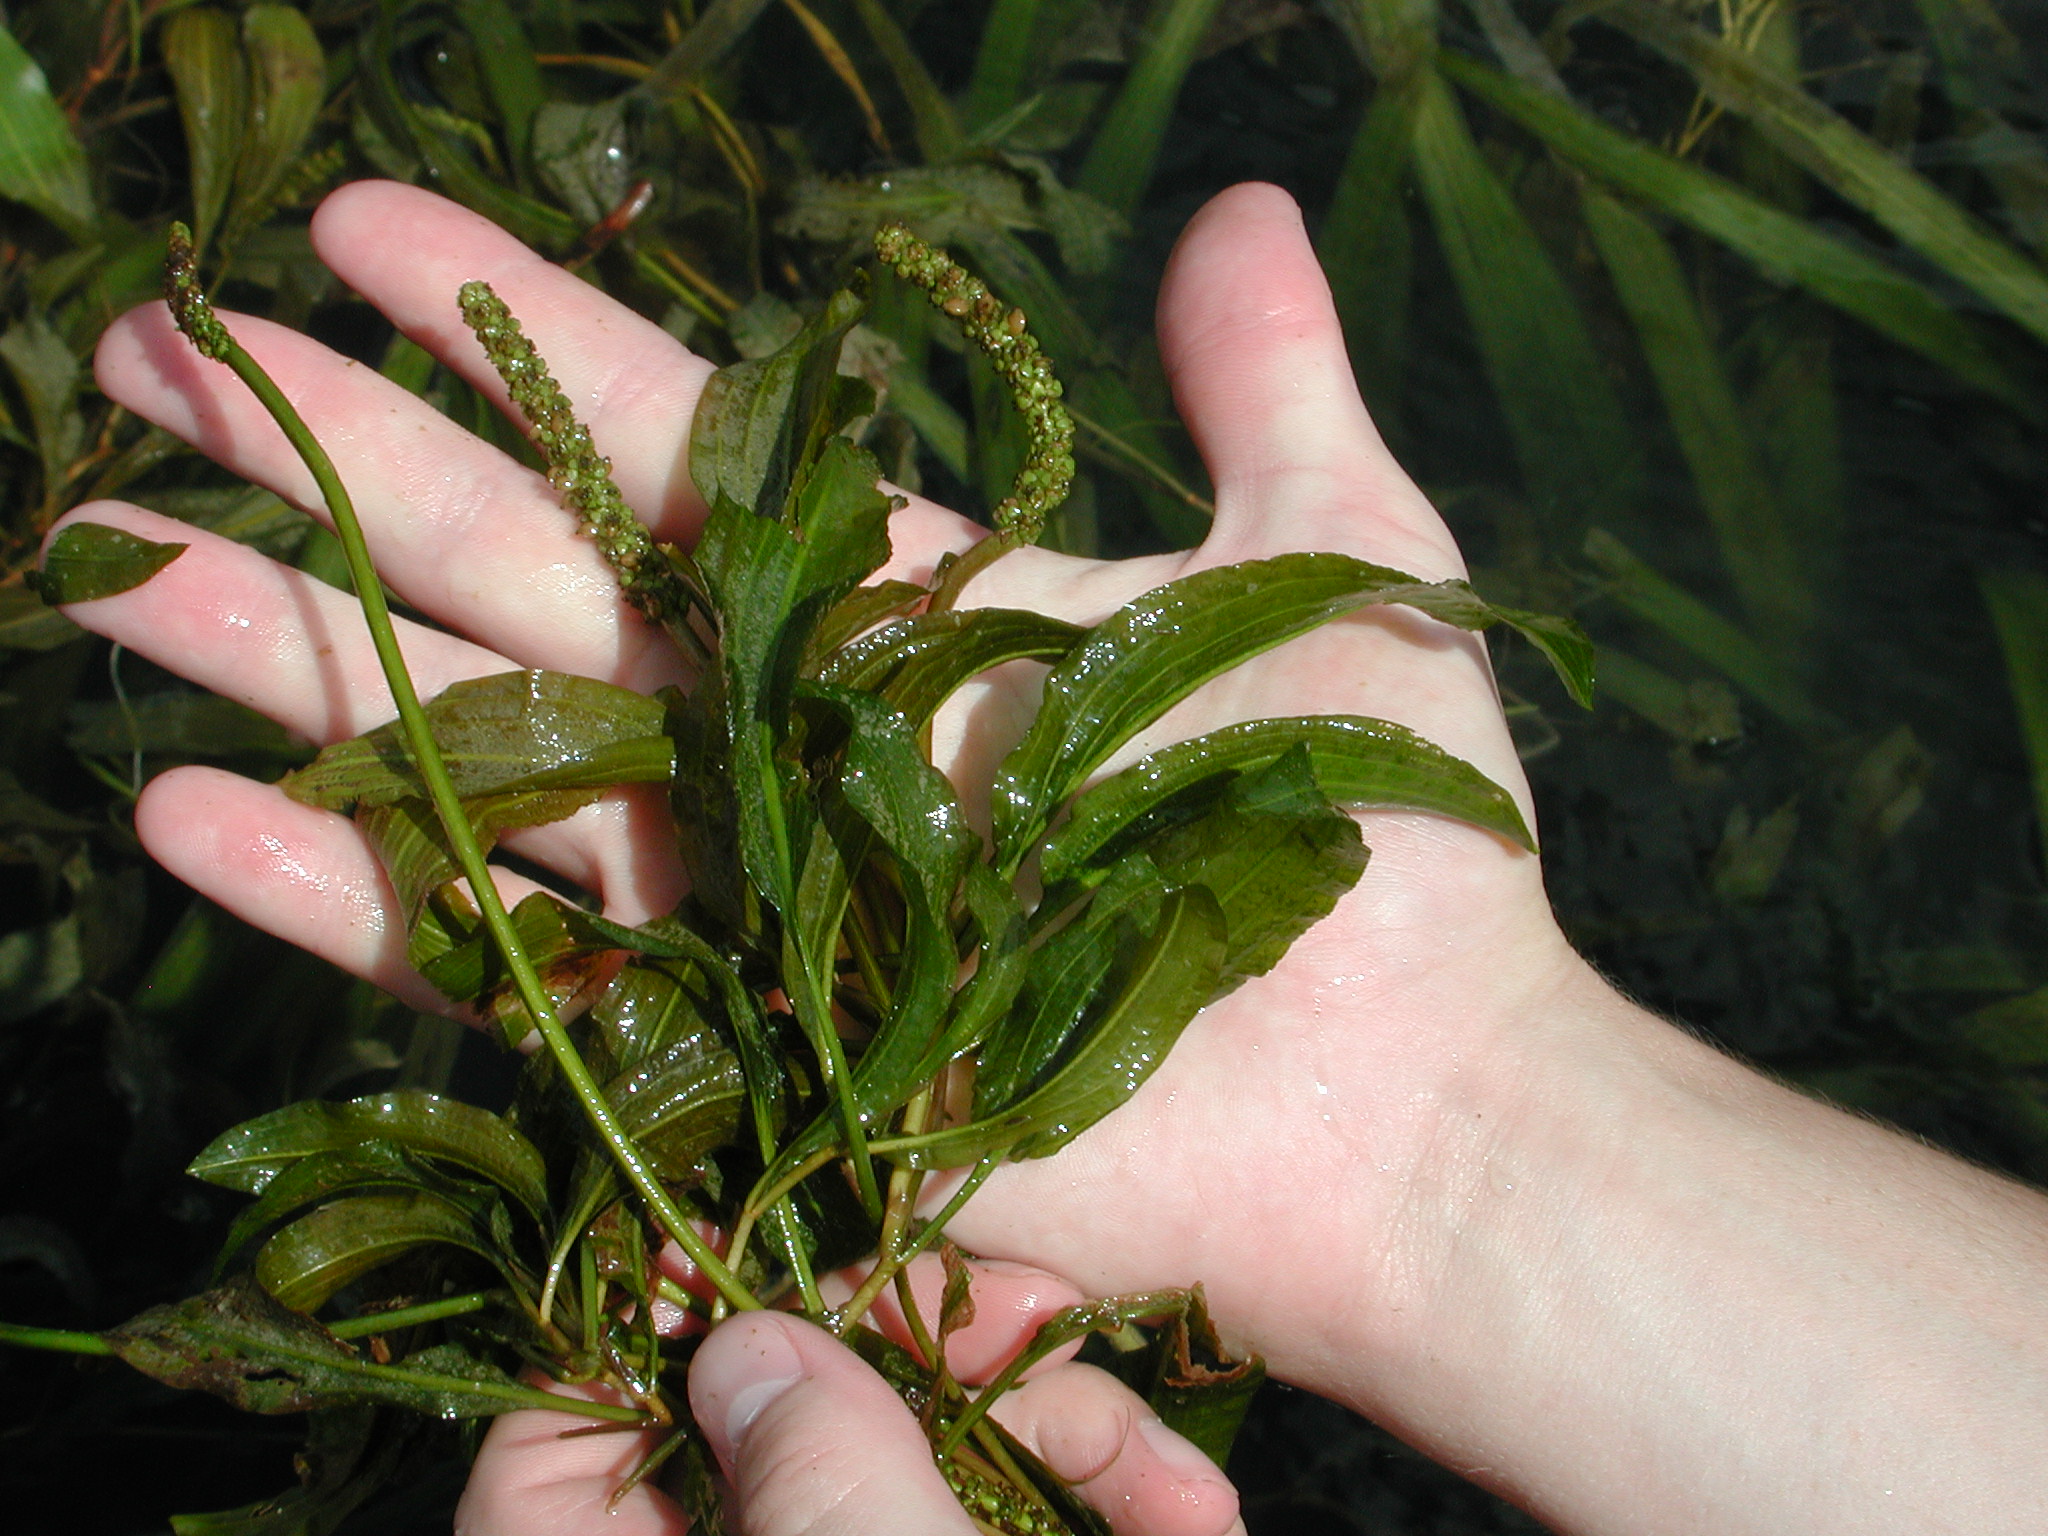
[255,1189,514,1313]
[0,20,95,236]
[32,522,189,604]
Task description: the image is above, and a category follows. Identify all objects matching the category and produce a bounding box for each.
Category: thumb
[689,1312,975,1536]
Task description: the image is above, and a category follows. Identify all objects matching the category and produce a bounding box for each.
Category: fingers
[456,1383,685,1536]
[992,1365,1244,1536]
[135,766,683,1013]
[1156,182,1461,579]
[45,504,515,743]
[92,304,680,691]
[819,1254,1087,1383]
[689,1313,975,1536]
[309,180,713,544]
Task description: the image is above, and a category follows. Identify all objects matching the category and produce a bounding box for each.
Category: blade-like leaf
[819,606,1084,725]
[189,1091,550,1222]
[281,671,670,809]
[255,1189,515,1313]
[31,522,187,605]
[1409,69,1636,528]
[1584,529,1828,735]
[605,1026,746,1180]
[215,1141,459,1271]
[992,553,1582,862]
[1594,0,2048,350]
[1075,0,1226,217]
[223,5,325,244]
[163,6,248,254]
[0,20,94,237]
[894,885,1225,1167]
[1043,713,1532,884]
[1981,567,2048,880]
[1578,188,1812,641]
[1440,49,2035,418]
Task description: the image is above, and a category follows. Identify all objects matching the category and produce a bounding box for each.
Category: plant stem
[0,1322,113,1356]
[329,1292,496,1339]
[163,227,757,1317]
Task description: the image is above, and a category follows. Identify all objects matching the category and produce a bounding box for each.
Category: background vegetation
[3,0,2047,1529]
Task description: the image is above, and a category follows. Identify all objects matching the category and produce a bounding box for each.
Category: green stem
[0,1322,113,1356]
[329,1291,496,1339]
[163,227,758,1317]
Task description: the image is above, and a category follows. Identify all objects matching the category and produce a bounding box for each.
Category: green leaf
[802,579,927,671]
[280,670,671,809]
[1440,49,2035,419]
[1319,69,1424,427]
[189,1090,550,1222]
[690,284,873,523]
[453,0,546,179]
[819,606,1085,725]
[992,553,1580,862]
[255,1188,516,1313]
[0,312,83,498]
[163,7,248,255]
[897,885,1225,1167]
[1578,188,1812,641]
[225,5,326,244]
[214,1142,465,1273]
[1583,528,1828,735]
[31,522,188,604]
[1075,0,1226,217]
[1044,713,1532,884]
[0,913,82,1025]
[357,790,601,946]
[1408,69,1636,528]
[974,891,1127,1116]
[1127,746,1367,993]
[0,19,95,237]
[105,1276,597,1420]
[605,1025,747,1180]
[1593,0,2048,352]
[1981,567,2048,880]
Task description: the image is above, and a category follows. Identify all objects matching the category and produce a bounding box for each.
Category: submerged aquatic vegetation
[19,223,1587,1530]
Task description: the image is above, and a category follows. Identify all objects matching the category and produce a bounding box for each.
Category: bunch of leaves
[20,213,1589,1532]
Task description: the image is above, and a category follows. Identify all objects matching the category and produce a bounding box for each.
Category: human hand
[455,1311,1240,1536]
[44,176,1585,1403]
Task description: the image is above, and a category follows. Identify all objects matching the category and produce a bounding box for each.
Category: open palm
[51,178,1589,1529]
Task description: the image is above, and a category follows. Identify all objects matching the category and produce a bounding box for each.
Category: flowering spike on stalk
[457,280,689,625]
[873,223,1074,543]
[165,223,231,362]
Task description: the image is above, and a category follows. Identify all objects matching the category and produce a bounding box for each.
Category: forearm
[1350,961,2048,1534]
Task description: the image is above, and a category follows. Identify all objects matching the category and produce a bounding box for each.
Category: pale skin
[45,178,2048,1536]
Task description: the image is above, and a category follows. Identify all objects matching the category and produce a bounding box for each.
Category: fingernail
[690,1316,806,1467]
[1136,1416,1224,1482]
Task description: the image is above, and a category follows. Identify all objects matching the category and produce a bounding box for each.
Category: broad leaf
[897,885,1225,1167]
[225,6,326,243]
[163,6,247,254]
[255,1188,517,1313]
[819,607,1085,726]
[215,1141,459,1272]
[992,554,1585,862]
[189,1091,550,1222]
[1136,748,1368,994]
[282,671,670,809]
[0,20,94,237]
[1043,713,1533,884]
[606,1022,747,1179]
[690,283,873,522]
[31,522,188,604]
[105,1276,555,1420]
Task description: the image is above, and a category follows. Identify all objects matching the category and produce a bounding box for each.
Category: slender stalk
[0,1322,114,1356]
[329,1291,497,1339]
[163,227,757,1317]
